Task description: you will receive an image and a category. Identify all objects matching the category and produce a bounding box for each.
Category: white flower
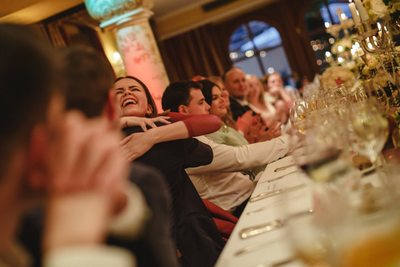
[390,3,400,13]
[365,54,379,68]
[365,0,389,18]
[371,0,388,17]
[331,38,353,54]
[372,70,391,87]
[321,66,356,90]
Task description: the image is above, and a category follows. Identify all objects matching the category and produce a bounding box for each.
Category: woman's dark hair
[198,79,219,106]
[114,76,158,118]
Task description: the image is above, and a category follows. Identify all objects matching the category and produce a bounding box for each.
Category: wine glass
[348,100,389,165]
[291,106,355,183]
[329,182,400,267]
[289,100,308,135]
[280,174,342,267]
[285,210,332,267]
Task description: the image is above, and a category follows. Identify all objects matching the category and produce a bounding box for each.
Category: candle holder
[353,16,400,115]
[355,19,392,54]
[386,12,400,36]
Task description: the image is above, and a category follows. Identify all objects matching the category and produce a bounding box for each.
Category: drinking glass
[330,184,400,267]
[289,100,308,135]
[285,211,331,267]
[348,100,389,164]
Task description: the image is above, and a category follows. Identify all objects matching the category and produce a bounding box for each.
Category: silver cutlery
[251,257,296,267]
[246,206,269,216]
[249,183,306,203]
[267,169,300,183]
[239,219,284,239]
[234,238,280,256]
[258,169,300,185]
[273,163,296,172]
[269,257,296,267]
[239,209,313,240]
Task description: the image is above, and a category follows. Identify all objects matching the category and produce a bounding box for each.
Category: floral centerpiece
[362,0,389,20]
[321,66,356,90]
[362,0,400,35]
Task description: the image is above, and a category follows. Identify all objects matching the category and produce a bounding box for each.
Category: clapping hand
[42,111,129,251]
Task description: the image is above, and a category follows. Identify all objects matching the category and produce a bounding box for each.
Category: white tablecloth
[216,155,382,267]
[216,155,310,267]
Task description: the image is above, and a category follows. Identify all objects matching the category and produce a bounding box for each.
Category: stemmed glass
[328,173,400,267]
[348,100,389,165]
[289,100,308,135]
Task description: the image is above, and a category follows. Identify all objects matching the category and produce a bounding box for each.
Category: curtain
[160,24,230,81]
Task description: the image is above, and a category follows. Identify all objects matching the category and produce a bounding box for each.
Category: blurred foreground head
[0,23,60,177]
[62,46,115,118]
[0,23,63,244]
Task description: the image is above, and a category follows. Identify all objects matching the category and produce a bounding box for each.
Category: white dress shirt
[186,135,290,211]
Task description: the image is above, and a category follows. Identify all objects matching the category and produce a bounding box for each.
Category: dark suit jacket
[108,162,179,267]
[18,163,179,267]
[123,126,225,267]
[229,96,251,121]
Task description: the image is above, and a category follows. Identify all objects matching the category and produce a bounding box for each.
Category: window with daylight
[228,20,292,83]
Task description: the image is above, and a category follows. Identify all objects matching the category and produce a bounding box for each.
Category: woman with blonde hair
[246,74,276,126]
[263,72,294,110]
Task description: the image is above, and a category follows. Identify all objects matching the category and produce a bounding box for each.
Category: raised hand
[258,120,282,141]
[42,111,129,251]
[120,131,157,161]
[120,116,171,131]
[236,111,254,131]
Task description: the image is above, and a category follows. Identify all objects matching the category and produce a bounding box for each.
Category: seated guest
[161,81,292,215]
[208,76,265,143]
[274,99,291,134]
[112,76,225,267]
[263,72,294,113]
[59,46,179,267]
[223,67,252,121]
[200,79,280,156]
[223,67,276,143]
[246,75,277,127]
[199,79,250,147]
[1,24,135,267]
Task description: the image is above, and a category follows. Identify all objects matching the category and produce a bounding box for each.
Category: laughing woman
[112,76,225,267]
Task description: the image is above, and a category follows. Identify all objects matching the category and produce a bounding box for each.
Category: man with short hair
[223,67,252,121]
[162,81,291,216]
[161,81,211,115]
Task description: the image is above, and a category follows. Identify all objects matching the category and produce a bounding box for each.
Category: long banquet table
[216,155,310,267]
[216,155,381,267]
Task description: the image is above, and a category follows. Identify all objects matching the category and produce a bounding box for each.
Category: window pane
[234,57,263,77]
[229,25,252,53]
[229,21,292,78]
[248,21,282,50]
[261,46,292,79]
[320,3,353,24]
